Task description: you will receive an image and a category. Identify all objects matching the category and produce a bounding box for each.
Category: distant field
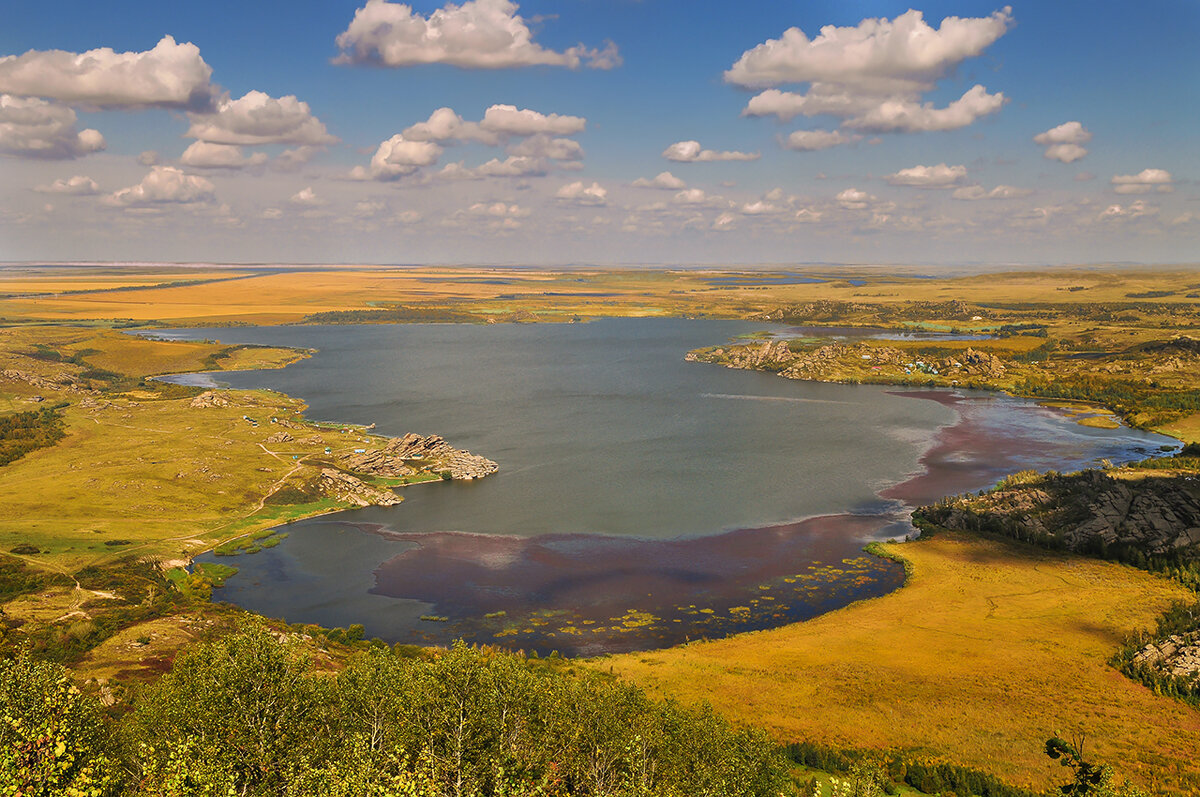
[1,265,1197,325]
[602,532,1200,794]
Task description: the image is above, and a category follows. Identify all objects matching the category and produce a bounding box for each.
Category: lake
[161,319,1177,655]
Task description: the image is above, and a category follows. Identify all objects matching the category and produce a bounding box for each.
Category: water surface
[171,320,1176,654]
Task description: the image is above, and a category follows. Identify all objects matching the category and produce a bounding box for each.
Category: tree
[1045,736,1147,797]
[0,650,120,796]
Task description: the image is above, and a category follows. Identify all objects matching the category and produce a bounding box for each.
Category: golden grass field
[602,532,1200,793]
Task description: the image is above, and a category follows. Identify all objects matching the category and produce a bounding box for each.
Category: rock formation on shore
[920,469,1200,556]
[317,468,404,507]
[340,432,498,480]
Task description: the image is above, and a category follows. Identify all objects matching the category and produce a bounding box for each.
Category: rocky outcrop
[190,390,231,408]
[340,433,498,480]
[1133,632,1200,685]
[958,347,1006,378]
[922,470,1200,556]
[264,431,293,444]
[317,468,403,507]
[1,368,93,393]
[687,340,794,370]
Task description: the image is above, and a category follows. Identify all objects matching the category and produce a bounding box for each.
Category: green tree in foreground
[120,624,785,796]
[0,650,119,796]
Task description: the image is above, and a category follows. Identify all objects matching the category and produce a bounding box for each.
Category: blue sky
[1,0,1196,265]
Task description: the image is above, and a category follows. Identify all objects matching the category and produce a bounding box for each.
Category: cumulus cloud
[506,134,583,161]
[468,201,530,218]
[1099,200,1156,220]
[885,163,967,187]
[350,134,442,180]
[732,9,1011,136]
[1111,168,1173,195]
[104,166,214,206]
[180,141,268,169]
[726,8,1012,90]
[335,0,620,70]
[289,187,324,206]
[475,156,547,177]
[663,140,760,162]
[952,184,1032,200]
[137,150,159,166]
[836,187,875,209]
[185,91,336,147]
[481,104,585,136]
[794,207,824,223]
[631,171,686,190]
[783,129,850,151]
[741,200,781,215]
[712,212,737,231]
[0,35,215,110]
[843,84,1004,133]
[673,188,712,205]
[555,180,607,204]
[1034,121,1091,163]
[33,175,99,195]
[403,107,495,144]
[0,95,104,159]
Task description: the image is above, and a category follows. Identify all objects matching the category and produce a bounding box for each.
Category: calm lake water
[160,319,1178,654]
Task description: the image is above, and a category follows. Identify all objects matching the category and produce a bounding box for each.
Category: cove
[171,319,1177,655]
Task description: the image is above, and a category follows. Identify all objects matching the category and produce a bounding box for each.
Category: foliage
[0,408,66,467]
[0,556,72,603]
[784,741,1035,797]
[304,306,483,324]
[0,650,120,796]
[119,626,785,796]
[1045,737,1146,797]
[1111,599,1200,707]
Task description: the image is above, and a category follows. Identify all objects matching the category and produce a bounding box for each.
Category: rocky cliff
[920,469,1200,557]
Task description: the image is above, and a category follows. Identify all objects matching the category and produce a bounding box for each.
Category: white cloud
[1034,121,1091,163]
[395,209,423,224]
[836,187,875,209]
[1099,200,1156,220]
[783,129,850,151]
[725,8,1012,91]
[402,107,495,144]
[0,35,215,110]
[712,212,737,231]
[0,95,105,159]
[180,141,268,169]
[33,175,99,195]
[555,180,607,204]
[289,187,324,207]
[480,104,586,136]
[885,163,967,188]
[741,200,781,215]
[794,207,824,223]
[350,134,443,180]
[468,201,530,218]
[747,84,1003,133]
[475,156,547,177]
[104,166,215,206]
[731,9,1011,136]
[673,188,710,204]
[663,140,760,163]
[186,91,336,147]
[335,0,620,70]
[506,134,583,161]
[1111,168,1173,195]
[137,150,159,166]
[952,184,1032,200]
[631,171,686,190]
[260,207,284,220]
[842,84,1004,133]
